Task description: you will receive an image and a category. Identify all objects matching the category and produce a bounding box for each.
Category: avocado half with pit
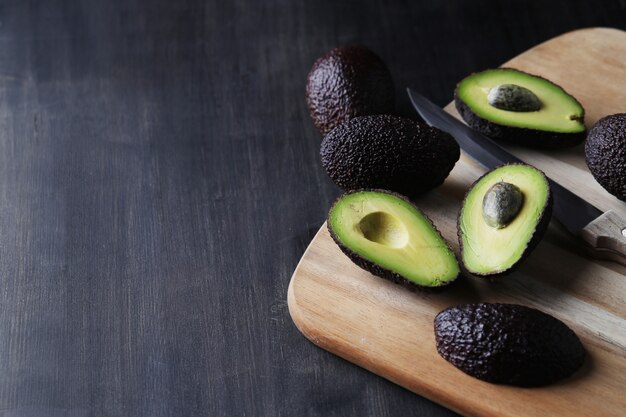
[458,164,552,276]
[328,190,460,291]
[455,68,585,148]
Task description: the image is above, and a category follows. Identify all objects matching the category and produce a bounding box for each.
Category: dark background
[0,1,623,416]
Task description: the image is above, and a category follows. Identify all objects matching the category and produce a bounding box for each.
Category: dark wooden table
[0,1,623,416]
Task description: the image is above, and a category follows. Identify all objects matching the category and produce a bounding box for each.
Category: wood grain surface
[1,2,626,417]
[288,28,626,417]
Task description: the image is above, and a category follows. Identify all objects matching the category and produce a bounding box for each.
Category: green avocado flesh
[457,69,584,133]
[460,165,549,275]
[329,191,459,287]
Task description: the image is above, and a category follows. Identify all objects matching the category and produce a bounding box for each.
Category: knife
[407,88,626,266]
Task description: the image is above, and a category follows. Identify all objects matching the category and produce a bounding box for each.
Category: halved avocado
[458,164,552,276]
[455,68,585,148]
[328,190,460,290]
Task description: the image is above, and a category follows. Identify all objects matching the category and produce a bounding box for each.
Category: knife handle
[580,210,626,266]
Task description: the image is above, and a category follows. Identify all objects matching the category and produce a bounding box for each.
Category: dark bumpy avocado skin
[454,69,586,149]
[457,164,553,277]
[327,189,459,292]
[585,114,626,201]
[321,115,460,196]
[434,303,585,387]
[306,46,395,135]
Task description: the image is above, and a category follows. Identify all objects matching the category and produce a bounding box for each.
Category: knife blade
[407,88,626,263]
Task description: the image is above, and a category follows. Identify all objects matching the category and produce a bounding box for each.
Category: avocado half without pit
[455,68,586,148]
[458,164,552,276]
[434,303,585,387]
[328,190,460,290]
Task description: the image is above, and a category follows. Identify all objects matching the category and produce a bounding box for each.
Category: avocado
[584,113,626,201]
[328,190,460,291]
[306,46,395,135]
[434,303,585,386]
[455,68,586,148]
[458,164,552,276]
[321,115,460,196]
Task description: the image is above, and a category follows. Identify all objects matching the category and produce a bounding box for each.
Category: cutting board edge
[287,225,494,417]
[508,26,623,61]
[287,269,482,417]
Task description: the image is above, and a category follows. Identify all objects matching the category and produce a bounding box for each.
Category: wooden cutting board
[287,28,626,417]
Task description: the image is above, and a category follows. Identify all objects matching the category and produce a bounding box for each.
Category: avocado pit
[482,182,524,229]
[358,211,408,248]
[487,83,542,112]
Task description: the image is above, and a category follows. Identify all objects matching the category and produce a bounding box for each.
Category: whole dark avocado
[584,113,626,201]
[306,46,395,135]
[434,303,585,387]
[321,115,460,196]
